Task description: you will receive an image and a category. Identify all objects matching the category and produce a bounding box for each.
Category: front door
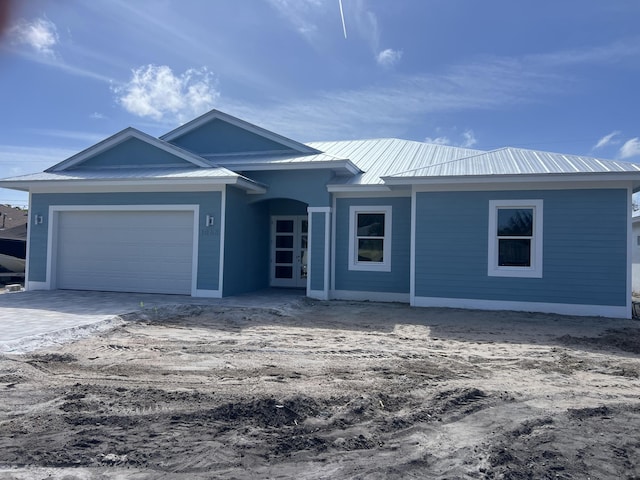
[271,215,308,288]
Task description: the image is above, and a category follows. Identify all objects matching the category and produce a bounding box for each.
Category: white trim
[488,199,543,278]
[194,289,222,298]
[348,205,392,272]
[306,211,313,296]
[46,205,200,295]
[308,289,329,300]
[411,180,636,192]
[409,187,417,304]
[328,185,394,193]
[330,289,409,303]
[25,191,32,288]
[627,186,633,316]
[49,128,212,171]
[160,109,320,155]
[26,281,48,291]
[331,195,337,292]
[212,160,361,175]
[413,296,630,319]
[324,208,331,300]
[332,190,411,198]
[219,186,227,297]
[307,207,332,213]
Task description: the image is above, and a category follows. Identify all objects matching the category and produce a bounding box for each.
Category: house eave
[218,159,361,176]
[382,172,640,188]
[0,177,267,194]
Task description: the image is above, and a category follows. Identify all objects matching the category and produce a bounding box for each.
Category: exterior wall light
[205,215,214,227]
[34,214,44,225]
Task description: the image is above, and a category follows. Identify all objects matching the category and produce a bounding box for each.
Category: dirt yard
[1,298,639,479]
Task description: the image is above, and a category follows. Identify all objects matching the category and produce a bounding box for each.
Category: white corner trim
[409,187,416,304]
[348,205,392,272]
[25,191,32,287]
[412,296,630,319]
[308,289,329,300]
[194,289,222,298]
[26,281,48,291]
[330,289,409,303]
[219,186,227,296]
[307,206,332,213]
[487,199,543,278]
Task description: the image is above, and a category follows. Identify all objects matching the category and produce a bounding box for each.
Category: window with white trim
[348,205,392,272]
[488,199,543,278]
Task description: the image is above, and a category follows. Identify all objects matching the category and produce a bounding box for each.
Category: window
[348,205,392,271]
[488,199,543,278]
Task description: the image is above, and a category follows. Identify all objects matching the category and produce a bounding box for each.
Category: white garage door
[56,210,195,294]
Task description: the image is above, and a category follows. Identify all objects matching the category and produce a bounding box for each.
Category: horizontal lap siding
[414,189,628,307]
[335,197,411,293]
[29,191,222,291]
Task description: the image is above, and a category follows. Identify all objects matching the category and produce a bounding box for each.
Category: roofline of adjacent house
[0,176,268,194]
[381,171,640,188]
[160,109,322,156]
[47,127,213,172]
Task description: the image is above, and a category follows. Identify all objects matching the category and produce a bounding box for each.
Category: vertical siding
[334,197,411,293]
[222,187,270,296]
[28,191,222,291]
[414,189,628,307]
[309,211,326,291]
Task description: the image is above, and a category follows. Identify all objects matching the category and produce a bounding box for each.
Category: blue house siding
[222,187,270,296]
[168,119,296,155]
[414,188,628,307]
[248,169,332,207]
[334,196,411,294]
[28,191,222,291]
[75,138,194,168]
[309,211,326,291]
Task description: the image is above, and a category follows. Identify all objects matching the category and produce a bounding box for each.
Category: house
[1,109,639,318]
[0,205,28,276]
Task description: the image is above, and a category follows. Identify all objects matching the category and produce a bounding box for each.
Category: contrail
[339,0,347,39]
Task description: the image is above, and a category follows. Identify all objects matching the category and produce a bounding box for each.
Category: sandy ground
[0,298,639,479]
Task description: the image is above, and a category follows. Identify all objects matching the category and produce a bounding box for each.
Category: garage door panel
[56,210,194,295]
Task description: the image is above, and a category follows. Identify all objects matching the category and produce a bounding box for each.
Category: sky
[0,0,639,207]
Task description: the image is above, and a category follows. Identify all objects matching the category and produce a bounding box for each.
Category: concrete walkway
[0,289,305,353]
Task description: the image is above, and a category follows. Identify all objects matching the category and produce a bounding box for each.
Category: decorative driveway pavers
[0,289,304,352]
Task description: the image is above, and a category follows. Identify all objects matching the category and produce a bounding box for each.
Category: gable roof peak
[160,108,321,155]
[46,127,212,172]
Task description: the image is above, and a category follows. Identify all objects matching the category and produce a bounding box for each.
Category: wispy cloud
[221,39,638,141]
[377,48,403,68]
[0,145,77,177]
[8,16,59,57]
[593,131,621,149]
[619,138,640,159]
[113,65,219,123]
[425,129,477,148]
[266,0,326,40]
[425,136,451,146]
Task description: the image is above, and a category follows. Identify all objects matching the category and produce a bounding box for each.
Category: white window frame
[348,205,392,272]
[488,199,543,278]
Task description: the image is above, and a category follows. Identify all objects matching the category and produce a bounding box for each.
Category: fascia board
[160,109,321,155]
[218,159,361,175]
[382,172,640,187]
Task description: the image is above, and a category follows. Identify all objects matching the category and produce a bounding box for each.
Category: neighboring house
[1,109,639,318]
[0,205,28,275]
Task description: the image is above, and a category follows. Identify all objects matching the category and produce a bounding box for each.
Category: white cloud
[9,17,59,57]
[90,112,106,120]
[594,131,621,149]
[619,138,640,159]
[113,65,219,122]
[461,129,477,148]
[425,136,451,145]
[376,48,403,68]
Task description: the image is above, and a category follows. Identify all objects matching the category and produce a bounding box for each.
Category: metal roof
[387,146,640,179]
[307,138,481,185]
[201,151,360,174]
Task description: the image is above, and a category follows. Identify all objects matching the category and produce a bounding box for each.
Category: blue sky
[1,0,639,207]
